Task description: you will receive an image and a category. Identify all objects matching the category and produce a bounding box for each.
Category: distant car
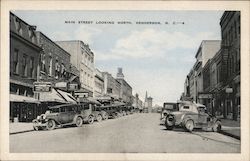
[165,101,221,132]
[32,104,84,130]
[92,106,109,122]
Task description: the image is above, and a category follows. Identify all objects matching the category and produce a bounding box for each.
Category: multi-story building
[182,11,240,121]
[10,12,42,122]
[56,40,95,97]
[36,32,71,82]
[194,40,221,103]
[93,68,104,97]
[116,68,133,105]
[219,11,240,120]
[132,93,143,110]
[103,72,121,99]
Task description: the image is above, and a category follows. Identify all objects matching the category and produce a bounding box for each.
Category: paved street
[10,113,240,153]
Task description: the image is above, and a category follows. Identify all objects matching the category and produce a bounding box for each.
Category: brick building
[10,12,42,122]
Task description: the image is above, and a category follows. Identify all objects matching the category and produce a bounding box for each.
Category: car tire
[165,115,175,130]
[185,119,194,132]
[46,119,56,130]
[212,121,222,132]
[96,114,102,122]
[103,114,109,120]
[87,115,94,124]
[76,117,83,127]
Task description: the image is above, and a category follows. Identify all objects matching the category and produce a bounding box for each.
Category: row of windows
[222,15,240,46]
[40,53,67,79]
[12,49,35,78]
[13,16,36,43]
[80,71,94,88]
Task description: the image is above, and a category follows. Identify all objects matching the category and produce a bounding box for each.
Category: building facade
[116,68,133,105]
[182,11,240,121]
[56,40,95,97]
[103,72,121,99]
[219,11,240,120]
[93,68,104,97]
[36,32,71,82]
[10,12,42,122]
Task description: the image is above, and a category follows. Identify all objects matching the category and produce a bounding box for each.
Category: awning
[39,88,67,103]
[78,97,101,105]
[68,75,78,83]
[56,89,78,104]
[10,94,40,103]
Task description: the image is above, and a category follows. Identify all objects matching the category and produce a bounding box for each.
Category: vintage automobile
[32,104,84,130]
[160,102,178,125]
[92,106,109,122]
[165,101,222,132]
[78,103,95,124]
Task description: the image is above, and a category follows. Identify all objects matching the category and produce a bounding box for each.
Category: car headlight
[41,114,46,120]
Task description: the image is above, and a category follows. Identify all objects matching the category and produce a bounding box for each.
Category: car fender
[182,115,194,126]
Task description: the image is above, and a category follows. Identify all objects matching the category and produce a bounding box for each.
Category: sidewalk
[9,123,34,135]
[220,118,240,140]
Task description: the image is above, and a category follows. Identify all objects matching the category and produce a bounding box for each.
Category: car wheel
[96,114,102,122]
[76,117,83,127]
[165,115,175,130]
[103,114,109,120]
[46,120,56,130]
[212,121,222,132]
[185,119,194,132]
[87,115,94,124]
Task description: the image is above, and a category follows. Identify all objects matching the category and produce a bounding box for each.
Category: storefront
[10,94,40,122]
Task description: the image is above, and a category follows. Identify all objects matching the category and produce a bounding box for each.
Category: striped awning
[10,94,40,103]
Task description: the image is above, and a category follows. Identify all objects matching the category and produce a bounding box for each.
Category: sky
[12,10,224,106]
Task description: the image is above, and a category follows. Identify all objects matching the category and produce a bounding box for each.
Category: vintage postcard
[1,0,249,161]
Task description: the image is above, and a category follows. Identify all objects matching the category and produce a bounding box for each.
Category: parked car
[32,104,84,130]
[165,101,222,132]
[102,105,119,119]
[78,103,95,124]
[160,102,178,125]
[92,105,108,122]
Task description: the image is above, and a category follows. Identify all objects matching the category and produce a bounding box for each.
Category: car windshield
[197,106,206,113]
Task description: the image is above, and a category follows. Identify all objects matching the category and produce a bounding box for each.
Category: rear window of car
[183,106,190,109]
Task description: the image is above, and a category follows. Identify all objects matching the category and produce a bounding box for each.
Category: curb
[10,129,34,135]
[219,130,240,140]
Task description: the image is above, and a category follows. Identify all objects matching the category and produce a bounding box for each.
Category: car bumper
[33,120,47,128]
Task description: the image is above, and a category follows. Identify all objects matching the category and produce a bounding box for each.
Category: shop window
[13,49,19,74]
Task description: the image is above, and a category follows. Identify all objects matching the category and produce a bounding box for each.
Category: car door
[67,105,76,123]
[197,106,208,125]
[58,106,69,124]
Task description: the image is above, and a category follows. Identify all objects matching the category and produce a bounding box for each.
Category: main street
[10,113,240,153]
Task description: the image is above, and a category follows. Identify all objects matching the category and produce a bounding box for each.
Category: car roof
[49,103,78,109]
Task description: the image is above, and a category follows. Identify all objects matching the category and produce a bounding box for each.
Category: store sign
[55,82,67,88]
[75,92,89,97]
[225,88,233,93]
[33,82,52,92]
[68,84,78,91]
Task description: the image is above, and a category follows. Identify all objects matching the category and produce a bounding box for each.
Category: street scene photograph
[9,10,241,153]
